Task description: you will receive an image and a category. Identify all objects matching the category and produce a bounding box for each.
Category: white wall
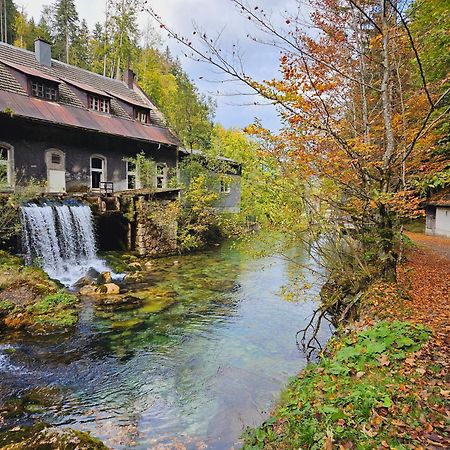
[435,206,450,238]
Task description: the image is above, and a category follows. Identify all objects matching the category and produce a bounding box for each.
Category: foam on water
[20,202,115,287]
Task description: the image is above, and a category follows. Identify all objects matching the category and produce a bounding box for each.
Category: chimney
[34,38,52,67]
[123,68,135,89]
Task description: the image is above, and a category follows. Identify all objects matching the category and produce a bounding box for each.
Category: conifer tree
[53,0,80,63]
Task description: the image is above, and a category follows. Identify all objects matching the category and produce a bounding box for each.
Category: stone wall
[134,196,178,256]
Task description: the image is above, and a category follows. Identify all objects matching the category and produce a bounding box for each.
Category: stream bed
[0,242,331,449]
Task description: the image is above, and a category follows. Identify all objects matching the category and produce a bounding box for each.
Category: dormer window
[30,78,58,101]
[134,108,150,124]
[88,95,110,113]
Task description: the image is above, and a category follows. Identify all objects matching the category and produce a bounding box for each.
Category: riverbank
[243,234,450,448]
[0,251,82,334]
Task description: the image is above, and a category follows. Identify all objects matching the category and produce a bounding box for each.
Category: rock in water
[78,284,97,296]
[96,295,143,309]
[95,283,120,295]
[97,271,113,284]
[1,425,108,449]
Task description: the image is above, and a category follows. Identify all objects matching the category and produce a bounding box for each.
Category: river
[0,241,330,449]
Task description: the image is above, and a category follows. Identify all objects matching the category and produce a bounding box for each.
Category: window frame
[29,77,58,101]
[126,160,140,190]
[134,108,150,124]
[220,179,231,194]
[155,163,167,189]
[88,95,110,113]
[0,143,14,189]
[90,155,107,190]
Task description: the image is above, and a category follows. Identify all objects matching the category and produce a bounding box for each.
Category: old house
[178,148,241,213]
[425,188,450,238]
[0,39,179,194]
[0,39,242,256]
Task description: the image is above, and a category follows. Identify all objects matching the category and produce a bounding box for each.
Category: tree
[53,0,80,63]
[0,0,17,44]
[108,0,140,79]
[146,0,449,285]
[72,19,90,69]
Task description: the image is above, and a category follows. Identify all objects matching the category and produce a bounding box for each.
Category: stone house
[0,39,179,194]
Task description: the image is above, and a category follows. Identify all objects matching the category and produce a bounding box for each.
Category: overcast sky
[16,0,304,130]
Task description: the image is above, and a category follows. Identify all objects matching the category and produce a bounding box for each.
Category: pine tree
[53,0,79,63]
[72,19,90,69]
[0,0,18,44]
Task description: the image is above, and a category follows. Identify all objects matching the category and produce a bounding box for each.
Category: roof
[179,148,240,165]
[1,60,60,83]
[427,188,450,207]
[0,42,178,147]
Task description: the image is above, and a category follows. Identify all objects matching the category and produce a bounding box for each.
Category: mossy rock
[3,292,79,333]
[96,295,143,310]
[0,425,108,449]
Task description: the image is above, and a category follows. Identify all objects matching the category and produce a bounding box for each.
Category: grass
[26,292,79,329]
[242,321,434,449]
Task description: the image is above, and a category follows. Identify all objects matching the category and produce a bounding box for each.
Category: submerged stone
[0,425,108,449]
[96,295,143,310]
[111,318,144,329]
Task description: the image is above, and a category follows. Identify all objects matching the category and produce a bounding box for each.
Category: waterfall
[21,202,112,287]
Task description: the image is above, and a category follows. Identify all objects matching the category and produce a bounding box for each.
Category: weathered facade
[425,189,450,238]
[0,40,242,257]
[178,148,242,213]
[0,40,179,194]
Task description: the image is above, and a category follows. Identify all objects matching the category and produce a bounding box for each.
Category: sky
[17,0,303,131]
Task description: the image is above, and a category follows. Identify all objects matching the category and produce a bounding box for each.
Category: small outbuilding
[425,188,450,238]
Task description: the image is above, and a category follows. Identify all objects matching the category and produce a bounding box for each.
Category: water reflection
[0,242,331,449]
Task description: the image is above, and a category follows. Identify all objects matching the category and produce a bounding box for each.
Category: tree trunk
[381,0,395,177]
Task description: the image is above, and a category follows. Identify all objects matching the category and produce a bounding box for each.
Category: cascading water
[20,201,113,286]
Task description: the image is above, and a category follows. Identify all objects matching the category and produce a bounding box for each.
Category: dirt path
[398,233,450,334]
[406,231,450,261]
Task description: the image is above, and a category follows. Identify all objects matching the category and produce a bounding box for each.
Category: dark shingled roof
[427,187,450,207]
[0,42,178,146]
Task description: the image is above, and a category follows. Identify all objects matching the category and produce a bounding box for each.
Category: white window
[0,144,13,188]
[220,179,231,194]
[155,163,167,189]
[89,95,110,113]
[135,109,149,124]
[127,160,137,190]
[91,156,106,190]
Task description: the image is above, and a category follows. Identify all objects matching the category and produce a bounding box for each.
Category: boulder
[97,271,112,284]
[128,261,142,271]
[73,276,94,288]
[78,284,97,296]
[96,295,143,309]
[95,283,120,295]
[86,267,100,279]
[73,267,99,288]
[0,425,108,449]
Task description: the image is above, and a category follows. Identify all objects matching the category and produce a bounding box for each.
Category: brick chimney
[123,68,135,89]
[34,38,52,67]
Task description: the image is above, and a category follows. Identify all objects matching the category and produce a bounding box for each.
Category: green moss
[27,292,78,314]
[0,300,14,312]
[0,424,108,449]
[243,321,431,449]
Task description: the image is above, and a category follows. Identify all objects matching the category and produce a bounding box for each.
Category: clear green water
[0,242,330,449]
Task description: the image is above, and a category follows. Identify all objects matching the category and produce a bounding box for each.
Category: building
[178,148,241,213]
[425,188,450,238]
[0,39,179,194]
